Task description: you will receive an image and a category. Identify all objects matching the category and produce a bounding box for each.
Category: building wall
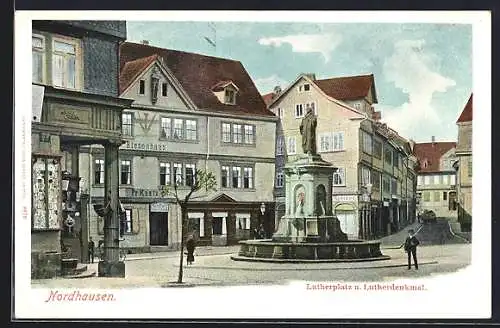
[417,172,457,218]
[456,121,472,228]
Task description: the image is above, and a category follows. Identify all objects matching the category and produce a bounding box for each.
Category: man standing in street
[88,237,95,264]
[404,229,420,270]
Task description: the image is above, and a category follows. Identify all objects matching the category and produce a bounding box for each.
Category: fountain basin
[231,239,390,263]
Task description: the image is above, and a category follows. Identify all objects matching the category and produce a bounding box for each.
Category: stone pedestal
[272,154,347,243]
[98,260,125,277]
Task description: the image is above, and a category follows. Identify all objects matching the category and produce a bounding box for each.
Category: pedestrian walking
[186,234,196,266]
[403,229,420,270]
[88,237,95,264]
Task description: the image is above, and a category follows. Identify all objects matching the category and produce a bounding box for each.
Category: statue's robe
[299,112,317,154]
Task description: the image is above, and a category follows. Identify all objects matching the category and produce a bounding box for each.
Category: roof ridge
[315,73,374,81]
[123,41,242,63]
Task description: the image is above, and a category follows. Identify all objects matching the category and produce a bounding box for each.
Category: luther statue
[299,106,317,155]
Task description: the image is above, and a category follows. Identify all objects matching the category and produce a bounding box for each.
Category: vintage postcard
[14,10,490,319]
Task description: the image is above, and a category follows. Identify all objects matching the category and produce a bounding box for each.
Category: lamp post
[361,183,373,240]
[259,202,266,238]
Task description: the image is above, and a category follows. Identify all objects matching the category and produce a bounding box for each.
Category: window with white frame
[120,160,132,185]
[173,163,183,185]
[361,167,371,186]
[52,39,77,89]
[221,165,230,188]
[244,125,254,144]
[221,122,256,145]
[319,132,344,152]
[222,123,231,143]
[232,166,242,188]
[160,117,172,139]
[185,164,196,187]
[160,162,171,186]
[382,176,391,193]
[424,176,431,185]
[185,120,197,140]
[94,159,105,184]
[371,171,381,190]
[384,147,393,166]
[225,89,236,104]
[295,104,304,118]
[362,131,372,154]
[122,209,133,234]
[450,174,456,185]
[287,136,296,154]
[276,108,284,119]
[122,112,133,137]
[243,167,253,188]
[160,117,198,141]
[305,102,317,115]
[162,82,168,97]
[276,136,285,155]
[433,175,440,185]
[333,168,345,186]
[353,102,361,110]
[276,172,284,188]
[236,214,251,230]
[32,35,45,83]
[443,174,449,185]
[173,119,183,139]
[417,176,423,186]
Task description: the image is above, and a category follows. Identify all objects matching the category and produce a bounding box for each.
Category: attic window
[139,80,145,95]
[162,83,168,97]
[298,84,311,92]
[225,89,236,105]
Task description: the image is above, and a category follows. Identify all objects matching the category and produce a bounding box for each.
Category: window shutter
[132,208,140,233]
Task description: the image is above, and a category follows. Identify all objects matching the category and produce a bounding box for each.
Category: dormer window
[225,89,236,104]
[211,80,239,105]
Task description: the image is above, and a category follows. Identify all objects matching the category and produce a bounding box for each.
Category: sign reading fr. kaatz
[122,141,167,152]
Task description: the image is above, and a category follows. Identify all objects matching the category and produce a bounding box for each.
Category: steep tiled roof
[119,54,159,94]
[261,92,275,108]
[457,94,473,123]
[119,42,273,117]
[413,142,456,173]
[314,74,377,103]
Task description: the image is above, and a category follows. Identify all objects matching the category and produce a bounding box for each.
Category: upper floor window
[287,136,296,155]
[122,112,133,137]
[354,102,361,110]
[32,35,45,83]
[333,168,345,186]
[139,80,145,95]
[433,175,440,185]
[298,84,311,92]
[382,176,391,193]
[443,174,449,185]
[185,164,196,187]
[295,104,304,118]
[120,160,132,185]
[276,172,284,188]
[361,167,371,186]
[52,39,77,89]
[391,178,398,195]
[225,89,236,104]
[94,159,105,185]
[424,176,431,185]
[221,164,254,189]
[371,171,381,190]
[276,108,284,119]
[120,208,133,236]
[468,158,472,177]
[417,176,423,186]
[159,162,171,186]
[319,132,344,152]
[450,174,456,185]
[362,131,372,155]
[221,122,255,145]
[393,150,399,168]
[276,136,285,155]
[162,82,168,97]
[373,139,382,159]
[160,117,197,141]
[384,148,392,166]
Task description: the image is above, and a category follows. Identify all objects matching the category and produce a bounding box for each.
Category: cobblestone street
[32,244,471,288]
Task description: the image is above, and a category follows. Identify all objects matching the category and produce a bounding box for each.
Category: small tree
[160,169,217,283]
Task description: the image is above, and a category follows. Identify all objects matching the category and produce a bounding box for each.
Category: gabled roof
[119,42,274,117]
[457,93,473,123]
[314,74,377,103]
[119,54,159,94]
[413,142,456,173]
[262,92,275,108]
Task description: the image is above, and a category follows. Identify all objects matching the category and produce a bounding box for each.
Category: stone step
[62,263,88,275]
[61,258,78,270]
[62,269,96,279]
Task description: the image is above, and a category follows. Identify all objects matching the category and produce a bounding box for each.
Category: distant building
[265,73,417,240]
[414,139,457,219]
[455,94,473,232]
[78,41,278,251]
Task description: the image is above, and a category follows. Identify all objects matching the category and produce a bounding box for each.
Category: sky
[126,21,472,143]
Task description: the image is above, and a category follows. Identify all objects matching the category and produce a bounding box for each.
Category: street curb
[173,260,439,271]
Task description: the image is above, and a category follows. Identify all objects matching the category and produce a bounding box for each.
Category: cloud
[253,75,289,94]
[258,33,342,62]
[379,39,456,140]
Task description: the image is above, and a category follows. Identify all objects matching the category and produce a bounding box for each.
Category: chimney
[141,40,150,45]
[302,73,316,80]
[431,136,436,144]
